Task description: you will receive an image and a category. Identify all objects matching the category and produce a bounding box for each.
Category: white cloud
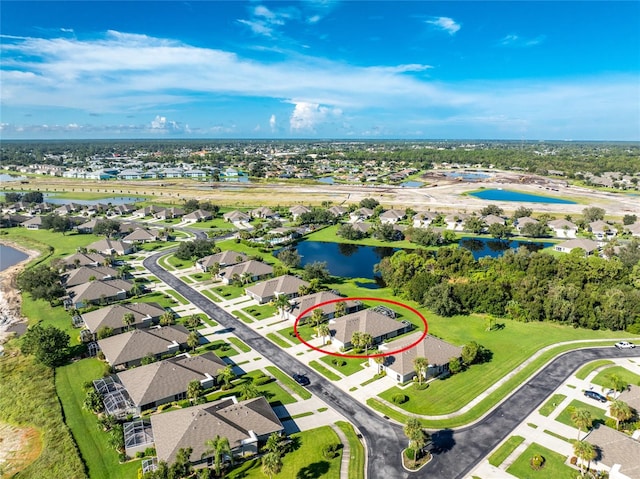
[269,114,277,131]
[289,101,342,131]
[60,28,74,33]
[150,115,188,133]
[426,17,461,35]
[499,34,545,47]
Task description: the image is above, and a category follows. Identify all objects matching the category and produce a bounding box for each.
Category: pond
[468,189,576,204]
[0,174,27,183]
[458,237,552,259]
[282,241,399,279]
[317,177,335,185]
[446,171,490,181]
[0,244,28,271]
[42,194,144,205]
[400,181,423,188]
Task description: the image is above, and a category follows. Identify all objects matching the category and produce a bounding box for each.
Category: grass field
[304,224,416,249]
[278,325,315,343]
[575,360,615,380]
[538,394,567,417]
[555,399,607,431]
[488,435,525,467]
[591,366,640,388]
[21,295,81,345]
[506,443,576,479]
[0,350,87,479]
[227,336,251,353]
[55,358,141,479]
[335,421,365,479]
[227,426,342,479]
[319,355,366,376]
[1,228,102,264]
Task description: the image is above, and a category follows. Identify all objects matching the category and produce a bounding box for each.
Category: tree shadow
[430,429,455,455]
[295,461,330,479]
[287,435,302,453]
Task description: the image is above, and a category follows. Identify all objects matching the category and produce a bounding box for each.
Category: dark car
[584,390,607,403]
[292,374,310,386]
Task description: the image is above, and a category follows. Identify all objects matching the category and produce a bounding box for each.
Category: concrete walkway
[331,423,351,479]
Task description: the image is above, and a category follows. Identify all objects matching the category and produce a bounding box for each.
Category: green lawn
[21,295,81,345]
[304,224,416,249]
[164,289,188,305]
[267,332,294,348]
[211,284,247,300]
[591,366,640,388]
[55,358,141,479]
[278,325,315,343]
[319,355,366,376]
[216,240,283,267]
[335,421,365,479]
[201,289,222,302]
[538,394,567,417]
[0,351,87,479]
[228,337,251,353]
[197,340,239,358]
[556,400,608,431]
[205,370,296,406]
[575,360,615,380]
[164,254,192,270]
[186,218,230,229]
[188,271,213,282]
[309,360,342,381]
[265,366,312,400]
[232,310,255,323]
[242,303,278,320]
[135,291,180,309]
[488,435,525,467]
[506,443,576,479]
[227,426,342,479]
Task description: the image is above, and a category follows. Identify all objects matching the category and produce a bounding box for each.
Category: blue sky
[1,1,638,140]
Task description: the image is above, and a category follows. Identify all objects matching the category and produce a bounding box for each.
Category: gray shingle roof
[586,426,640,478]
[218,260,273,281]
[151,396,283,464]
[289,291,359,321]
[66,278,133,303]
[330,309,407,345]
[381,332,462,377]
[82,302,165,333]
[63,265,118,287]
[245,275,309,300]
[98,325,190,366]
[199,251,248,269]
[62,252,108,268]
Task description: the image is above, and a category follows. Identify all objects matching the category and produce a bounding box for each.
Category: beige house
[198,250,248,271]
[82,302,166,336]
[122,228,159,243]
[245,275,309,304]
[62,265,118,287]
[372,332,462,383]
[87,238,134,255]
[149,396,284,467]
[65,279,133,309]
[61,252,109,269]
[286,291,362,322]
[98,325,190,368]
[554,238,599,255]
[217,260,273,285]
[548,219,578,238]
[329,309,412,350]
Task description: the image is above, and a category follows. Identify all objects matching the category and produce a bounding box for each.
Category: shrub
[135,451,144,459]
[530,454,545,470]
[332,358,347,367]
[144,447,156,457]
[254,376,273,386]
[118,453,128,463]
[178,400,191,408]
[405,448,415,460]
[570,456,578,465]
[322,444,340,459]
[414,383,428,391]
[392,394,408,404]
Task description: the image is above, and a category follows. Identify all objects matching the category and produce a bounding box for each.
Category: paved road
[144,251,640,479]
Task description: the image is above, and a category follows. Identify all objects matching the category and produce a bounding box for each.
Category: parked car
[584,390,607,403]
[292,373,310,386]
[615,341,635,349]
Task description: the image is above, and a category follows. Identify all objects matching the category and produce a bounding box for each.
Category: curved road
[143,251,639,479]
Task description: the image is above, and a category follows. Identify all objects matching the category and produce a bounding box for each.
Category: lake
[446,171,490,181]
[400,181,423,188]
[0,174,27,183]
[317,177,335,185]
[458,237,551,259]
[0,245,28,271]
[468,189,576,204]
[42,195,143,206]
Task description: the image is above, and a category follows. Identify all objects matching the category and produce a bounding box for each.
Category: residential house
[327,206,347,218]
[412,212,437,228]
[371,332,462,383]
[349,208,374,222]
[149,396,284,467]
[53,203,82,215]
[250,206,276,219]
[198,251,248,272]
[245,275,309,304]
[445,214,469,231]
[21,216,44,230]
[183,169,207,179]
[379,209,406,224]
[110,204,137,216]
[153,207,185,220]
[217,260,273,285]
[548,219,578,238]
[289,205,311,221]
[351,222,372,234]
[286,291,362,322]
[223,210,251,224]
[161,168,185,179]
[62,265,118,287]
[65,279,133,309]
[117,169,143,180]
[554,238,599,255]
[61,252,109,269]
[589,220,616,241]
[329,309,412,350]
[585,425,640,479]
[98,325,190,369]
[624,222,640,238]
[114,352,227,413]
[483,214,506,226]
[0,214,28,227]
[183,209,213,223]
[82,302,166,336]
[87,238,134,255]
[132,205,164,218]
[77,218,103,234]
[122,228,159,243]
[514,216,539,234]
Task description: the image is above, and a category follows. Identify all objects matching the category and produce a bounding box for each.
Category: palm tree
[240,382,260,400]
[218,365,235,390]
[374,356,386,374]
[122,312,135,331]
[264,432,284,456]
[241,272,253,285]
[570,408,593,440]
[202,435,233,477]
[609,399,633,430]
[351,331,362,351]
[360,333,373,354]
[271,295,290,319]
[261,451,283,479]
[403,417,425,468]
[160,310,175,326]
[604,373,628,398]
[316,323,331,345]
[187,331,199,351]
[573,440,596,477]
[311,308,324,328]
[187,379,204,405]
[334,301,346,318]
[413,357,429,385]
[130,281,143,298]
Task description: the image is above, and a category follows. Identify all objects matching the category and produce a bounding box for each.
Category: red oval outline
[293,297,428,359]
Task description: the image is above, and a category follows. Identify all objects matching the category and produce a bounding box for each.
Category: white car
[615,341,635,349]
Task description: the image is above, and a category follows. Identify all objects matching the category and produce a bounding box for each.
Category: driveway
[143,250,640,478]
